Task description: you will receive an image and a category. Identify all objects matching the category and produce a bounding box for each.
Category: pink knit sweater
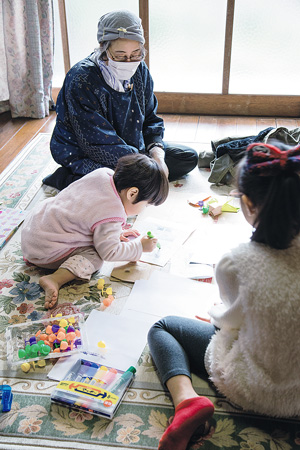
[21,168,143,265]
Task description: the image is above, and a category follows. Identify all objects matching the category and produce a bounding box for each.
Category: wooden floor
[0,110,57,174]
[1,110,300,174]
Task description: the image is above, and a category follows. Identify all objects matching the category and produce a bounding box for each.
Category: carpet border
[0,133,50,185]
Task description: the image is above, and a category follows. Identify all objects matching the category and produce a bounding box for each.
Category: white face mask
[107,57,140,81]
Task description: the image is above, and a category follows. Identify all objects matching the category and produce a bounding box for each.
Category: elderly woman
[43,10,198,190]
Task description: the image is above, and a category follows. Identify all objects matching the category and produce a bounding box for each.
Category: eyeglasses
[107,47,144,62]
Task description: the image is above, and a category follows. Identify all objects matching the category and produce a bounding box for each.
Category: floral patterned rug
[0,134,299,450]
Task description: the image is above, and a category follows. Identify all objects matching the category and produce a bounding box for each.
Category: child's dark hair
[237,142,300,249]
[113,153,169,206]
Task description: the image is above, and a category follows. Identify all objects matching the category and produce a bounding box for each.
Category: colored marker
[74,366,89,382]
[89,366,108,386]
[75,360,99,382]
[195,315,211,323]
[102,368,118,387]
[80,366,110,409]
[81,366,97,383]
[91,367,118,388]
[147,231,161,250]
[54,371,80,406]
[82,367,120,409]
[107,366,136,395]
[64,371,77,381]
[73,366,98,408]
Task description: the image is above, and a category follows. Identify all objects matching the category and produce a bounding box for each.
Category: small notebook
[0,208,27,250]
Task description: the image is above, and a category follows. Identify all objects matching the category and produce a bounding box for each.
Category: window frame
[57,0,300,117]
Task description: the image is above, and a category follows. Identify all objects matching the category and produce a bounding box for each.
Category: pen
[63,358,83,382]
[80,366,116,409]
[89,366,108,386]
[64,371,77,381]
[81,366,97,383]
[195,315,211,323]
[75,360,99,382]
[189,262,214,267]
[147,231,161,249]
[80,367,107,409]
[55,370,82,405]
[74,366,89,382]
[107,366,136,395]
[81,367,119,409]
[73,366,99,408]
[102,368,118,387]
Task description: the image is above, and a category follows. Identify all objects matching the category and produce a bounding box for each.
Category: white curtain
[0,0,54,118]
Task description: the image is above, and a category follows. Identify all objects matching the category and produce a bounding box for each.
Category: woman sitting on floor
[43,9,198,190]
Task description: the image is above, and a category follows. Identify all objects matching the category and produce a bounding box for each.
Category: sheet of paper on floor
[133,217,195,266]
[169,245,214,280]
[122,270,220,320]
[184,222,252,265]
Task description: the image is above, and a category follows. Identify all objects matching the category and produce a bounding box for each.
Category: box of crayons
[50,358,136,419]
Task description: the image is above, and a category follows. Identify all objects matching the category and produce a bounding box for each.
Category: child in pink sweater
[21,154,169,308]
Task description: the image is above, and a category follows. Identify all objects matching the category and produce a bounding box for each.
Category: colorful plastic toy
[0,385,13,412]
[5,313,84,367]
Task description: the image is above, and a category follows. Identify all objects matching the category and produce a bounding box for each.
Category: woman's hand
[120,228,141,242]
[149,146,169,179]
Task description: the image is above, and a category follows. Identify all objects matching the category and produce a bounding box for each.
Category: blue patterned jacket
[50,56,165,175]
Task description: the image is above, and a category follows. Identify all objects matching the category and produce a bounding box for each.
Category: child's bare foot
[39,268,76,309]
[39,275,59,309]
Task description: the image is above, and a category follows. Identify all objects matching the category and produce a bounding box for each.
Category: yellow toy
[20,362,31,373]
[97,278,105,294]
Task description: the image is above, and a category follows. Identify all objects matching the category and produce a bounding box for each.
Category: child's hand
[120,228,140,242]
[141,235,158,252]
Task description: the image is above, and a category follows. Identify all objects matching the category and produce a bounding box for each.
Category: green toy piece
[18,349,26,359]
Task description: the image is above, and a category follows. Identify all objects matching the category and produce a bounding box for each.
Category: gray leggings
[147,316,216,387]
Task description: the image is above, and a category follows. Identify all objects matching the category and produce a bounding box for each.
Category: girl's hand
[120,228,140,242]
[141,235,158,252]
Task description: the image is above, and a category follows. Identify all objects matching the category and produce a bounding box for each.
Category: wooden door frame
[57,0,300,117]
